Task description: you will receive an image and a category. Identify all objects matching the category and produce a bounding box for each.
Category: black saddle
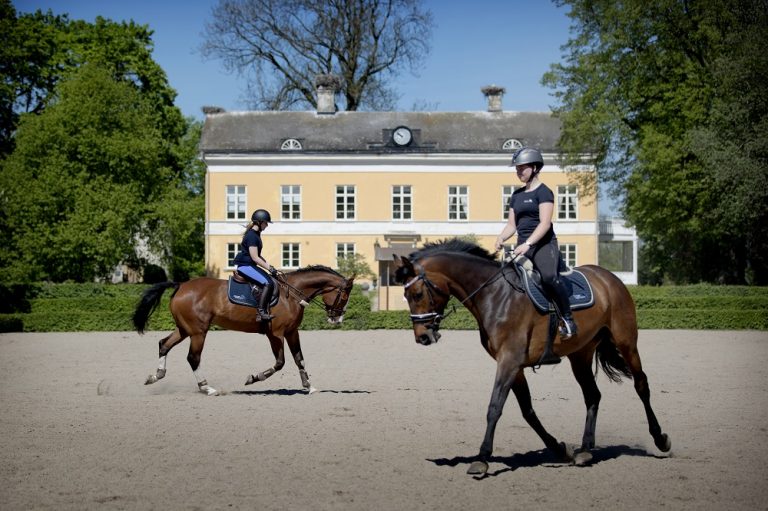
[510,255,594,313]
[227,273,279,309]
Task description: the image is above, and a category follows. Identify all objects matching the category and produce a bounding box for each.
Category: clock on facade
[392,126,413,146]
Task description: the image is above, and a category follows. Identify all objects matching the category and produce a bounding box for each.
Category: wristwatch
[524,241,534,248]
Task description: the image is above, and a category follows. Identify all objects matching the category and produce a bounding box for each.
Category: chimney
[314,74,342,114]
[202,105,225,115]
[481,85,506,112]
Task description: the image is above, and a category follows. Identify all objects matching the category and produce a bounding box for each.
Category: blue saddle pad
[516,265,594,314]
[227,276,279,308]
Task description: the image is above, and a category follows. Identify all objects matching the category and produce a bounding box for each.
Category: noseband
[403,268,450,328]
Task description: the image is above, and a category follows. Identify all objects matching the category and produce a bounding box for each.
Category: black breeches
[530,240,572,314]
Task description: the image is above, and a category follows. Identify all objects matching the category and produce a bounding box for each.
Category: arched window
[502,138,523,151]
[280,138,302,150]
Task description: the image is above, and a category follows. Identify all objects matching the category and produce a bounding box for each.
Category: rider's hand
[268,265,279,277]
[513,243,531,256]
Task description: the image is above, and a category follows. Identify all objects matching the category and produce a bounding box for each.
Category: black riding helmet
[251,209,272,223]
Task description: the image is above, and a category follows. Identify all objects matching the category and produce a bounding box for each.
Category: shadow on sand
[429,444,664,478]
[230,388,372,396]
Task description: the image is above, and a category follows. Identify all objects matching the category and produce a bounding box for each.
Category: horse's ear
[393,255,414,279]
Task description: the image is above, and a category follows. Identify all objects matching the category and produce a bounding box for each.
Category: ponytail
[243,221,255,236]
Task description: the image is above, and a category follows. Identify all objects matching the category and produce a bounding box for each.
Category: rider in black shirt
[495,148,578,339]
[234,209,278,321]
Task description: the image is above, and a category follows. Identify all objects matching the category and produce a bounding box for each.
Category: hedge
[0,282,766,332]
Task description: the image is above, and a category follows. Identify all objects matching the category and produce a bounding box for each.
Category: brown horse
[394,239,671,476]
[133,266,354,395]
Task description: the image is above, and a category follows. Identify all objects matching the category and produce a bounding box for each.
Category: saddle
[227,271,279,309]
[509,254,594,313]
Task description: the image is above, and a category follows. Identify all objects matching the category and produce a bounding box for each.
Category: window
[226,243,239,268]
[560,244,577,268]
[280,138,302,150]
[501,185,519,219]
[599,241,634,272]
[392,185,412,220]
[226,185,246,220]
[281,243,300,268]
[502,139,523,151]
[557,185,578,220]
[336,185,356,220]
[336,242,355,262]
[448,185,468,220]
[281,185,301,220]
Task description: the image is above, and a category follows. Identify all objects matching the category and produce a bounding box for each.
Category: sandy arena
[1,329,767,510]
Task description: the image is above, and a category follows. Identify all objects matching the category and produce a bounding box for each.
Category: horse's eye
[412,291,424,300]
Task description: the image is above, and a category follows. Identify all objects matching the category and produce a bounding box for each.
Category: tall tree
[544,0,768,284]
[201,0,434,110]
[0,1,184,156]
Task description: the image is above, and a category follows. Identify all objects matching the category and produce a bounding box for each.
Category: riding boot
[552,280,578,340]
[257,282,275,321]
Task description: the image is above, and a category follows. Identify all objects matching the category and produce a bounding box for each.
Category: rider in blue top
[495,147,578,340]
[234,209,278,321]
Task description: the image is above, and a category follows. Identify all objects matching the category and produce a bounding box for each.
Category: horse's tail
[133,282,180,334]
[595,329,633,383]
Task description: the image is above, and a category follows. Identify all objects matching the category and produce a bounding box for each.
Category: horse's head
[394,254,451,346]
[321,275,355,325]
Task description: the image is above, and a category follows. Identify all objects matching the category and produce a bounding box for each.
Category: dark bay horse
[394,239,670,476]
[133,266,354,395]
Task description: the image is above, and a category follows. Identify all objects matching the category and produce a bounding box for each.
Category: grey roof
[200,110,561,154]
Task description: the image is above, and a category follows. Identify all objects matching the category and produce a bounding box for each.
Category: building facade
[199,86,635,310]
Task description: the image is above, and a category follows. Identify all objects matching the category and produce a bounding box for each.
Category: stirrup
[559,318,578,340]
[258,309,274,321]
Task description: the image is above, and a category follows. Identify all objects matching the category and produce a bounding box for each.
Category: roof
[199,110,561,154]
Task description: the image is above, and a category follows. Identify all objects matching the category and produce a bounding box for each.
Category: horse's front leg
[511,370,573,462]
[245,334,285,385]
[467,357,520,476]
[568,349,602,466]
[285,329,315,394]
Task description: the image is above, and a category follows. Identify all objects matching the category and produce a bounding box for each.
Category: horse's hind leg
[568,347,602,465]
[615,336,671,452]
[145,328,186,385]
[186,332,218,396]
[245,333,285,386]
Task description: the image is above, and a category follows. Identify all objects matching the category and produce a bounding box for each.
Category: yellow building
[200,86,630,310]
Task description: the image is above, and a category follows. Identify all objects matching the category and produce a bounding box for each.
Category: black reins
[404,262,506,325]
[276,275,349,317]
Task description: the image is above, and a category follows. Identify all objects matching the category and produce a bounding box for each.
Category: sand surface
[1,329,767,510]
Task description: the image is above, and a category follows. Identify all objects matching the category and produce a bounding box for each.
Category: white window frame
[501,185,520,220]
[281,185,301,220]
[392,185,412,221]
[448,185,469,221]
[557,185,578,221]
[336,242,355,262]
[335,185,356,221]
[560,243,577,268]
[281,242,301,269]
[226,185,246,220]
[226,242,239,269]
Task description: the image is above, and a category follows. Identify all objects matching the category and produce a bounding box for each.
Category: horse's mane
[290,265,345,278]
[408,238,497,263]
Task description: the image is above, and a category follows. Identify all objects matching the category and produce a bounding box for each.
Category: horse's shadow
[230,388,372,396]
[429,444,664,478]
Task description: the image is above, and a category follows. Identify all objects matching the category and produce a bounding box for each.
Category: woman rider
[494,147,578,339]
[233,209,279,321]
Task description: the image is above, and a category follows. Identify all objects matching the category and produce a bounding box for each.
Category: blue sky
[13,0,574,119]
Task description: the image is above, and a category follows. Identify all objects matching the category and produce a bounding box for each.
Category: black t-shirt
[233,229,263,266]
[508,184,556,244]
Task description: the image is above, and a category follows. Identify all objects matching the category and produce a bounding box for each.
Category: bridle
[278,276,351,319]
[403,262,506,331]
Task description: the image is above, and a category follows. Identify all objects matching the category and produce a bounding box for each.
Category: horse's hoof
[573,450,593,466]
[145,374,157,385]
[199,385,219,396]
[467,460,489,475]
[245,374,256,386]
[307,386,317,395]
[655,433,671,452]
[558,442,574,462]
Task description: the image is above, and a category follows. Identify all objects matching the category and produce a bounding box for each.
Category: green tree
[544,0,768,284]
[336,253,376,281]
[201,0,434,111]
[1,1,184,156]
